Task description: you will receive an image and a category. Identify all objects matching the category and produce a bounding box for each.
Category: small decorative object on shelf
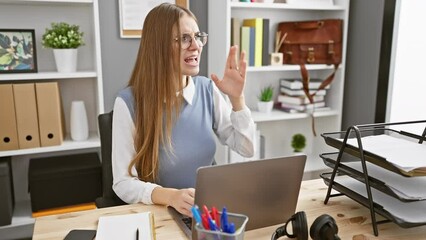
[270,31,286,66]
[0,29,38,73]
[291,133,306,153]
[257,85,274,113]
[70,100,89,141]
[42,22,84,73]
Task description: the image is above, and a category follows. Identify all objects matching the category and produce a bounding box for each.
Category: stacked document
[96,212,155,240]
[334,176,426,224]
[345,161,426,200]
[345,135,426,172]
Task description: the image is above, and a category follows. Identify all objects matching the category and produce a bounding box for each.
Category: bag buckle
[307,48,315,63]
[285,51,293,61]
[328,40,335,55]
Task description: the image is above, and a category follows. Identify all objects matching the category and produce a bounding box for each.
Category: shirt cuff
[231,105,253,129]
[141,182,161,204]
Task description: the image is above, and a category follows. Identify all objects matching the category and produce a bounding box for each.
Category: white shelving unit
[208,0,350,171]
[0,0,103,238]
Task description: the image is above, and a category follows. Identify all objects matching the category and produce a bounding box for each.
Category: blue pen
[221,207,236,234]
[221,207,229,232]
[208,216,218,231]
[227,222,235,234]
[191,205,202,226]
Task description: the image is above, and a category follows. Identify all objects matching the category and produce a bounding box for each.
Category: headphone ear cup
[310,214,338,240]
[292,211,308,240]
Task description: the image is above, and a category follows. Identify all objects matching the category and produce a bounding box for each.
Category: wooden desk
[32,179,426,240]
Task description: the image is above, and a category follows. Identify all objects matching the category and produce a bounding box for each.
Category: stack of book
[231,17,270,66]
[276,78,331,113]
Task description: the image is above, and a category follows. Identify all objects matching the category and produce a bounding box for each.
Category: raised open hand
[211,45,247,99]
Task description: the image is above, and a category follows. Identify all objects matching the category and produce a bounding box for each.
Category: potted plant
[291,133,306,153]
[42,22,84,72]
[257,85,274,113]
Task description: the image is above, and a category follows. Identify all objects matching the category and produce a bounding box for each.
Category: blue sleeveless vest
[117,76,216,188]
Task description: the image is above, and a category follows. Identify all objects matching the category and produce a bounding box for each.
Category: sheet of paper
[96,212,154,240]
[334,176,426,223]
[345,135,426,171]
[345,161,426,200]
[120,0,175,30]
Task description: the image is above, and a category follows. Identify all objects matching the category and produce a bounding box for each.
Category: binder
[0,84,19,151]
[35,82,64,147]
[242,18,263,66]
[240,26,255,66]
[13,83,41,149]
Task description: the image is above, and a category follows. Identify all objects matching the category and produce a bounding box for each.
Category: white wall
[386,0,426,134]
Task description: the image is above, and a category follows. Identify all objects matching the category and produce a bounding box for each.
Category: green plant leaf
[258,85,274,102]
[291,133,306,152]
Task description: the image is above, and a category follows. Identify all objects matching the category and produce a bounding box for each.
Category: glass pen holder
[195,212,249,240]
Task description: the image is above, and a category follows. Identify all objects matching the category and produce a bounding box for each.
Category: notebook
[96,211,155,240]
[168,155,307,238]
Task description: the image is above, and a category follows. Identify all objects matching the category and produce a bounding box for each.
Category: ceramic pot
[53,48,78,73]
[257,101,274,113]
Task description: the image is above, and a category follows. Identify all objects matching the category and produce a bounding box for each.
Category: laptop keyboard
[182,216,192,230]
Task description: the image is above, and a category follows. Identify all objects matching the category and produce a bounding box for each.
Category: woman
[112,3,255,217]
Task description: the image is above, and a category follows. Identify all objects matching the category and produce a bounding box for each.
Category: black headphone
[271,211,340,240]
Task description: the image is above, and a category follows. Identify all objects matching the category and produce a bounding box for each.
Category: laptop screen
[194,155,306,230]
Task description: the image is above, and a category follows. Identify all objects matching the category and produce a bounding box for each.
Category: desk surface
[33,179,426,240]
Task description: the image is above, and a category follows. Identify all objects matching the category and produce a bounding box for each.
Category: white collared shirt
[112,76,255,204]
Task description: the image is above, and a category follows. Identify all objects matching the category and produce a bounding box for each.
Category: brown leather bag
[278,19,343,135]
[278,19,343,100]
[278,19,343,66]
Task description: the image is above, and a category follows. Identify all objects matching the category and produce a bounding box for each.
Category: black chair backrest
[95,111,126,208]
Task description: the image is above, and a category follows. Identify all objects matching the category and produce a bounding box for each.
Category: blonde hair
[127,3,197,183]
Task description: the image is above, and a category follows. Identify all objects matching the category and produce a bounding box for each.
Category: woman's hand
[168,188,195,216]
[211,45,247,111]
[152,187,195,217]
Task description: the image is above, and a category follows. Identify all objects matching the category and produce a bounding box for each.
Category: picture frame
[0,29,38,73]
[118,0,189,38]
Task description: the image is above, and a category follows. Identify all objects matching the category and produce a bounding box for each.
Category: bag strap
[301,63,339,103]
[294,20,325,30]
[300,63,339,136]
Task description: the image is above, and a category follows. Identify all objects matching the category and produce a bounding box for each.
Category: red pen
[201,213,210,230]
[203,205,213,220]
[211,206,220,228]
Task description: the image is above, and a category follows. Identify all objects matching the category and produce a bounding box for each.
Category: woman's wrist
[151,186,177,206]
[229,95,245,111]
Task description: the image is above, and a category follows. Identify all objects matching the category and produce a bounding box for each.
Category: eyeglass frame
[174,32,208,49]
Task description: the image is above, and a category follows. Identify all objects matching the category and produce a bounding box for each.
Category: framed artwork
[118,0,189,38]
[0,29,38,73]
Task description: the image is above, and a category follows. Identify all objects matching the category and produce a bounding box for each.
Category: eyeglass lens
[180,32,208,49]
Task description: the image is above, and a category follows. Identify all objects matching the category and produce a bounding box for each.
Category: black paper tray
[320,152,419,202]
[321,129,426,177]
[321,172,426,228]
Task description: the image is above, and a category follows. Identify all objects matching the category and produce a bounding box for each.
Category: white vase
[257,101,274,113]
[53,48,78,73]
[70,101,89,141]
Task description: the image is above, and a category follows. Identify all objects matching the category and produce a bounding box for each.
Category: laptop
[168,155,307,238]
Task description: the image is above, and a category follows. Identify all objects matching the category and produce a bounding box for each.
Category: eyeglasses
[174,32,208,49]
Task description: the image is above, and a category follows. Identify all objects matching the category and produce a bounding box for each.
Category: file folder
[13,83,41,149]
[35,82,64,147]
[0,84,19,151]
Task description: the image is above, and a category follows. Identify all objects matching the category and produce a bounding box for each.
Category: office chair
[95,111,127,208]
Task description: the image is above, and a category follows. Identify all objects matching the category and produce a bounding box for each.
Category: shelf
[251,109,338,122]
[247,64,338,72]
[0,71,97,81]
[322,173,426,228]
[320,152,426,202]
[230,2,345,10]
[0,200,34,231]
[0,132,100,157]
[0,0,93,4]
